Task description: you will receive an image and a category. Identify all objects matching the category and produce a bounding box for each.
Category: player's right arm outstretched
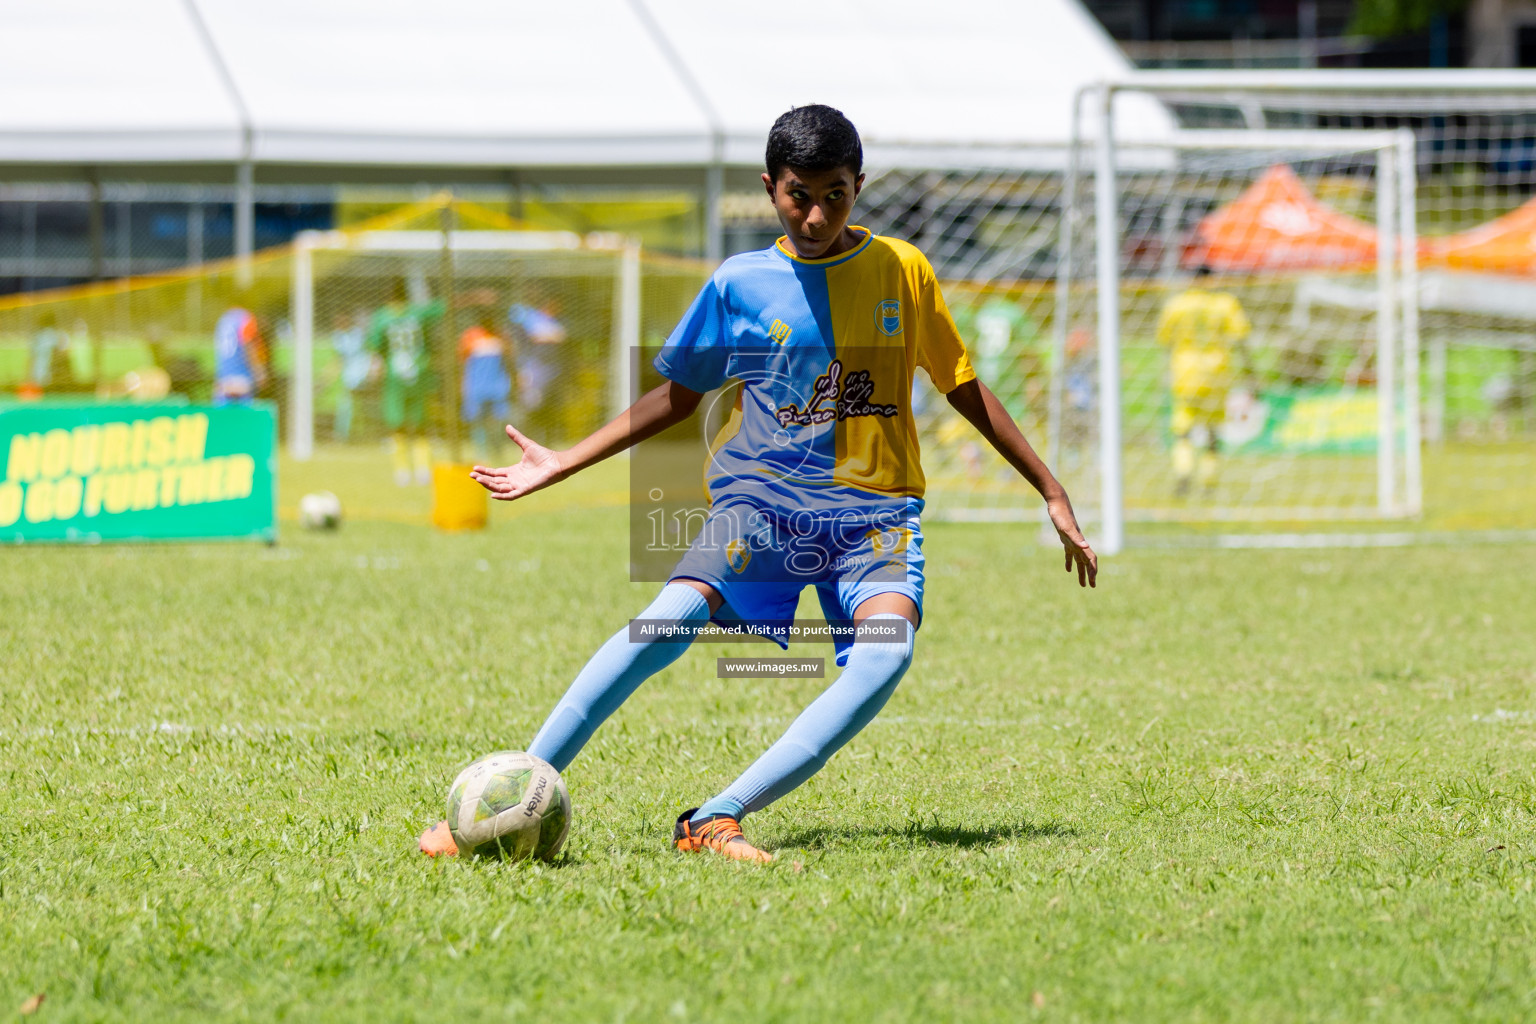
[469,379,703,502]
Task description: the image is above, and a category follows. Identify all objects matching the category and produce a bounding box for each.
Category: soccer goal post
[1061,105,1421,554]
[288,228,640,460]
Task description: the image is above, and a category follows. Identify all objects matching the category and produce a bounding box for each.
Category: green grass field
[3,457,1534,1022]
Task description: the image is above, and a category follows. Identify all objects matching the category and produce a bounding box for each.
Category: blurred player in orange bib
[459,315,514,461]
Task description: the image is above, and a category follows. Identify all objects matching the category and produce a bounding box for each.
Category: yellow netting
[0,194,710,461]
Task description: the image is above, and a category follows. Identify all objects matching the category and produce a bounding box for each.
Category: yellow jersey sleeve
[911,255,975,394]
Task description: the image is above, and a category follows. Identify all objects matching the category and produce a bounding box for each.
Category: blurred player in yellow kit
[1157,266,1250,495]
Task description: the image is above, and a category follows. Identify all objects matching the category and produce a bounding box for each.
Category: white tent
[1,0,1168,164]
[0,0,1172,256]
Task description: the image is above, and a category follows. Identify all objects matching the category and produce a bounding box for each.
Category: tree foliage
[1349,0,1470,37]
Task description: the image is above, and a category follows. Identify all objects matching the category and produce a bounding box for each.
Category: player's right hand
[469,425,564,501]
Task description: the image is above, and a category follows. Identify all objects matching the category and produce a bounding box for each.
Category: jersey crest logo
[875,299,902,337]
[726,539,752,574]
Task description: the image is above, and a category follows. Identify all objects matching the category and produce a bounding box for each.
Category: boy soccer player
[420,105,1097,862]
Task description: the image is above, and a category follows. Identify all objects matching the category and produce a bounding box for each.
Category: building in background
[1083,0,1536,69]
[1083,1,1373,66]
[1081,0,1536,70]
[0,186,330,294]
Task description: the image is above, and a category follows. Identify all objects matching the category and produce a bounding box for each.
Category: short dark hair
[765,105,863,181]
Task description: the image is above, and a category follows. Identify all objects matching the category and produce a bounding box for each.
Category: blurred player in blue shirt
[329,309,372,442]
[213,304,266,406]
[507,298,566,438]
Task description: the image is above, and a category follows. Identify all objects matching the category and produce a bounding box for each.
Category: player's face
[763,165,865,259]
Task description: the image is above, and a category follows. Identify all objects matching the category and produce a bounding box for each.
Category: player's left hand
[1046,494,1097,588]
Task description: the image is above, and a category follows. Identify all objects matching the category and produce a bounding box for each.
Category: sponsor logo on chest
[775,359,900,428]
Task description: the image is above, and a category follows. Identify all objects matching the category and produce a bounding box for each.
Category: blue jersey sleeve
[653,278,732,394]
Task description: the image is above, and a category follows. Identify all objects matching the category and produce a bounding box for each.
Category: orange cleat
[418,820,459,857]
[672,809,773,863]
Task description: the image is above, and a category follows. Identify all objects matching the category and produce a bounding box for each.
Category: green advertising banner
[0,402,276,544]
[1221,388,1386,455]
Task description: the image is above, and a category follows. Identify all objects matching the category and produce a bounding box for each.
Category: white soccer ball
[445,751,571,861]
[298,490,343,530]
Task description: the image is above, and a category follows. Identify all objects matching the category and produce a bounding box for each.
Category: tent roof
[2,0,244,162]
[1421,196,1536,273]
[0,0,1171,171]
[1189,163,1536,275]
[1186,165,1380,272]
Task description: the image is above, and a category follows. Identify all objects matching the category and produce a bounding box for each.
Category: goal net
[1074,76,1536,548]
[288,228,643,462]
[844,135,1418,540]
[840,79,1536,546]
[1064,127,1420,550]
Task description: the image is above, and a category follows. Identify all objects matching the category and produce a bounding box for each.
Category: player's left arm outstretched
[945,378,1098,588]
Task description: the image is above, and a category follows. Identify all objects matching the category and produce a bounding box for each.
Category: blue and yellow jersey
[654,227,974,515]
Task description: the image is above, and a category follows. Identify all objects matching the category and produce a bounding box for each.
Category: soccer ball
[298,490,343,530]
[445,751,571,861]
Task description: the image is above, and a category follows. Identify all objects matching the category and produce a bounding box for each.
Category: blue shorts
[463,396,512,423]
[669,499,925,668]
[463,355,511,422]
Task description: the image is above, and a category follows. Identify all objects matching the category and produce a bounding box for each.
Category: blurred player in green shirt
[969,295,1040,424]
[367,283,444,485]
[944,294,1040,475]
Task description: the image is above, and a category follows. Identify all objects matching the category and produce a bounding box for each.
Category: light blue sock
[528,583,709,771]
[693,614,915,822]
[334,391,353,441]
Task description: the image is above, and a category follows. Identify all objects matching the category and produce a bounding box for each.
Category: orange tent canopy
[1184,164,1380,272]
[1420,196,1536,274]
